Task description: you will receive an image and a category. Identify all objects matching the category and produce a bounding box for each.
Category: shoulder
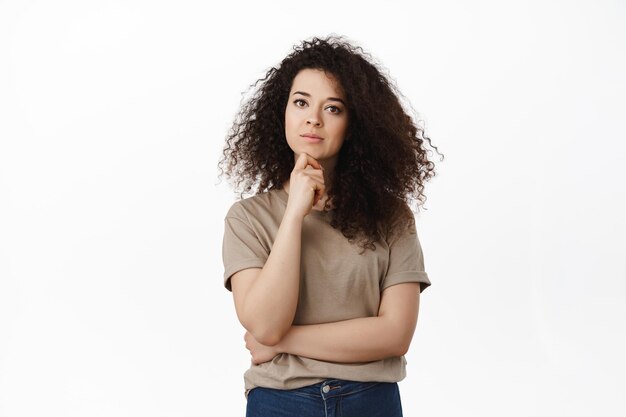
[384,200,417,243]
[224,188,285,223]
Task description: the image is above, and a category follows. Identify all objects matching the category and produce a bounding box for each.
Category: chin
[299,150,325,160]
[288,145,319,157]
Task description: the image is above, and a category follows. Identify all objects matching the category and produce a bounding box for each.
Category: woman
[219,35,441,417]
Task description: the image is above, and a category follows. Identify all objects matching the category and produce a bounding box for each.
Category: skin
[282,68,349,211]
[284,69,349,168]
[244,279,420,364]
[234,68,421,365]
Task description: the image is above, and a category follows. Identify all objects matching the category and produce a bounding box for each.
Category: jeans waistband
[290,379,385,400]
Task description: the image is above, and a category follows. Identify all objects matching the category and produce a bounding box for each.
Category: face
[284,68,349,169]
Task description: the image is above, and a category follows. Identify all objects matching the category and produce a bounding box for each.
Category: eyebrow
[292,91,346,105]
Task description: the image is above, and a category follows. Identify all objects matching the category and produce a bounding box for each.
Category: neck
[320,162,335,189]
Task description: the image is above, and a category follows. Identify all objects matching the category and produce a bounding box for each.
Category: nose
[306,111,322,127]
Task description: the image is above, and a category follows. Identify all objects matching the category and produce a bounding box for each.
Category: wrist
[282,208,306,223]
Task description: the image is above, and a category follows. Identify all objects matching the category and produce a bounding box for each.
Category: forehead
[289,68,345,98]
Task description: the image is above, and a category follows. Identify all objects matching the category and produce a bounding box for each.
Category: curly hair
[218,35,443,251]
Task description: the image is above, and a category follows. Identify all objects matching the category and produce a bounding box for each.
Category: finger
[294,152,322,170]
[301,166,325,185]
[294,152,309,169]
[303,167,325,183]
[312,183,326,206]
[304,177,325,194]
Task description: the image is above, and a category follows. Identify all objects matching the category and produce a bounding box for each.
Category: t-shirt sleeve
[222,204,269,292]
[380,212,431,294]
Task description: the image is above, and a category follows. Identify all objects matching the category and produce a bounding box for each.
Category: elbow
[253,330,283,347]
[238,304,294,346]
[391,318,418,357]
[392,328,415,357]
[238,313,284,347]
[246,323,286,347]
[394,340,411,357]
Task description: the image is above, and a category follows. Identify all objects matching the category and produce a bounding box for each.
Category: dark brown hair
[218,35,443,251]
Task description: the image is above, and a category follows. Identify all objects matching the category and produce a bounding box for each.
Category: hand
[244,331,281,365]
[285,153,325,218]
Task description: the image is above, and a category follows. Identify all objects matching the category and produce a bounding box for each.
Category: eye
[326,105,343,114]
[293,99,307,108]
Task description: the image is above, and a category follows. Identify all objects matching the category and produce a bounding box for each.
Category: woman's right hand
[284,152,325,219]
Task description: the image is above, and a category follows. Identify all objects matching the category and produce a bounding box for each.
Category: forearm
[242,212,303,345]
[276,316,405,363]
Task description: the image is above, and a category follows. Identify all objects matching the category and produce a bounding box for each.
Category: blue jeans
[246,379,403,417]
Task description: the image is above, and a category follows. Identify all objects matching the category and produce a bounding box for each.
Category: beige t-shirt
[222,187,431,398]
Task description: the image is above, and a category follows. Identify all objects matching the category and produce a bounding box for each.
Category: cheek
[330,118,349,138]
[284,111,299,147]
[284,110,298,133]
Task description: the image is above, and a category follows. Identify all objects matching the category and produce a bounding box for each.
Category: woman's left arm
[245,282,421,364]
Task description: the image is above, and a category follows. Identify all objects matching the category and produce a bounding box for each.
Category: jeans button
[322,385,330,393]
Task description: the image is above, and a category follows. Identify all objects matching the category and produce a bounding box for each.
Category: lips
[301,133,323,140]
[301,134,323,143]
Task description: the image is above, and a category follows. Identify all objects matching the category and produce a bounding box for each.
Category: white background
[1,0,625,416]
